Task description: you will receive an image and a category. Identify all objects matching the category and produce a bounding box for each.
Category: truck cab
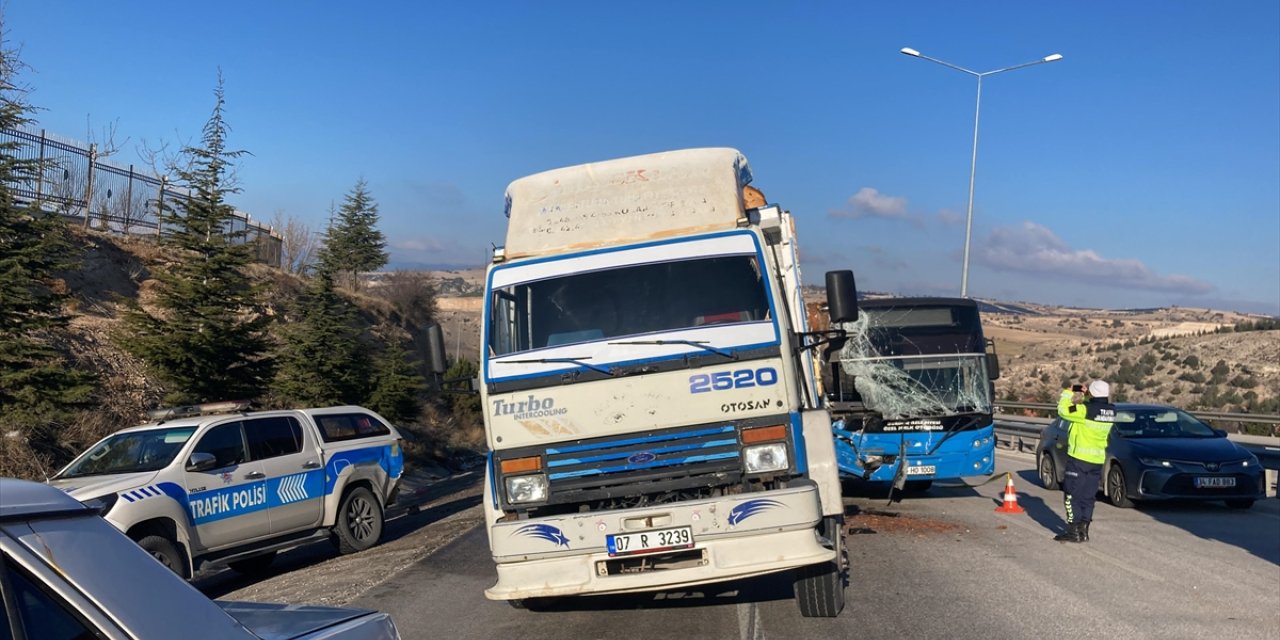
[480,148,853,616]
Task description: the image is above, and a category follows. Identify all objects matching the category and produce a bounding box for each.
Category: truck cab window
[488,254,770,355]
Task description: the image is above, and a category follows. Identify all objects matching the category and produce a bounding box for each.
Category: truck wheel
[333,487,384,554]
[793,516,846,618]
[137,535,186,578]
[228,551,277,575]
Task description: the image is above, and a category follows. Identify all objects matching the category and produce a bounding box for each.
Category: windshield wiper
[501,356,614,376]
[609,339,737,360]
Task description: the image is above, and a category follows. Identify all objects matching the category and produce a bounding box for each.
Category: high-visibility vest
[1057,389,1115,465]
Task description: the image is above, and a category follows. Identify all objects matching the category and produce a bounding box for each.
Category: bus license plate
[606,526,694,557]
[906,465,936,475]
[1194,476,1235,488]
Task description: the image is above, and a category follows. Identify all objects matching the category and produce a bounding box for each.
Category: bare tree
[270,209,318,275]
[372,270,437,327]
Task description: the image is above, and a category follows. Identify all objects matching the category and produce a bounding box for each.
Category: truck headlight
[505,474,548,504]
[743,443,789,474]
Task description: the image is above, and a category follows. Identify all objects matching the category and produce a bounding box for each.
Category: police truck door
[244,415,325,534]
[182,421,272,551]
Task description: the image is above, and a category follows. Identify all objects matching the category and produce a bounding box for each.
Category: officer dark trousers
[1062,457,1103,530]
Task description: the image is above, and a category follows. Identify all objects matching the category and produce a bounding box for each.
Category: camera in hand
[1071,384,1086,393]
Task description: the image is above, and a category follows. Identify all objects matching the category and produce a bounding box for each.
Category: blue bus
[824,298,1000,492]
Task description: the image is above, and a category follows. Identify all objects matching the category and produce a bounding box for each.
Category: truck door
[182,421,272,552]
[244,415,325,534]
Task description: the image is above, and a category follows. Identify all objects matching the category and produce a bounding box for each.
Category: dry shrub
[0,436,56,481]
[395,402,486,471]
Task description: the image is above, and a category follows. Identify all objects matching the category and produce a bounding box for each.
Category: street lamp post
[900,47,1063,298]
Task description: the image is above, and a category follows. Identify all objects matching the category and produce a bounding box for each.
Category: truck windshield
[489,255,770,356]
[57,428,196,479]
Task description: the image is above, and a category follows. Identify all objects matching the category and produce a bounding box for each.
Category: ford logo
[628,452,657,464]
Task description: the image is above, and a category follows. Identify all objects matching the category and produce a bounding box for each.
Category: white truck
[48,403,405,578]
[480,148,858,616]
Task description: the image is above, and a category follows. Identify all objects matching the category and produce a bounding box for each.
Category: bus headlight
[505,474,548,504]
[743,443,789,474]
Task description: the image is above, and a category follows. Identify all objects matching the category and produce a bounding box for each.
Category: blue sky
[8,2,1279,314]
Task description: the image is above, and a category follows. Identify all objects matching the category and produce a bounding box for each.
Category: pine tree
[118,74,272,404]
[0,32,95,432]
[443,357,481,416]
[323,179,387,289]
[367,337,425,423]
[272,263,370,406]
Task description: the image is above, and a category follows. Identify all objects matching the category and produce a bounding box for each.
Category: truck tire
[793,516,846,618]
[137,535,186,578]
[333,487,384,554]
[228,551,277,575]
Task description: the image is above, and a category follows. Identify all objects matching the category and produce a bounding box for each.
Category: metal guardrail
[993,416,1280,472]
[997,402,1280,426]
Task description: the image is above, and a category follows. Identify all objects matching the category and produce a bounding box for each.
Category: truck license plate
[606,526,694,557]
[906,465,936,476]
[1194,476,1235,488]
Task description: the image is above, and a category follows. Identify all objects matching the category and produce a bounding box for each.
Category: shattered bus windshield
[488,255,770,356]
[835,304,992,420]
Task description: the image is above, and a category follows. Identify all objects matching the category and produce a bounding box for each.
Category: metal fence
[1,127,281,266]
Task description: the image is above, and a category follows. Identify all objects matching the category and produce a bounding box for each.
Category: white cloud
[390,237,446,253]
[976,222,1216,295]
[830,187,909,220]
[936,208,965,226]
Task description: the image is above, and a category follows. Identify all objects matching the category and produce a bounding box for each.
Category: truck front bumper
[485,483,831,600]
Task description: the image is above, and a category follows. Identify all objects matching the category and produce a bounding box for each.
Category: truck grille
[542,423,742,503]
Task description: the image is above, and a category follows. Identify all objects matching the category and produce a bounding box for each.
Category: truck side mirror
[425,324,448,375]
[186,452,217,473]
[825,270,858,323]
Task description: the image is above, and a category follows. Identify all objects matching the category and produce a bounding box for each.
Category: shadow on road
[1125,499,1280,565]
[512,572,797,613]
[197,474,483,598]
[1011,464,1280,564]
[839,477,986,503]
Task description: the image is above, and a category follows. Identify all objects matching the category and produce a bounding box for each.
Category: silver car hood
[217,601,398,640]
[47,471,160,500]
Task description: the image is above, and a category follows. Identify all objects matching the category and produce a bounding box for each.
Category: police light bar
[147,400,252,422]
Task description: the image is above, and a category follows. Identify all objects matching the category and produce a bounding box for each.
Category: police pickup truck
[48,402,405,578]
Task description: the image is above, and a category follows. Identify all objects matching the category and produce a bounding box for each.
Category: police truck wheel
[793,516,846,618]
[1107,465,1134,508]
[137,535,185,578]
[228,551,277,575]
[334,487,384,554]
[1038,454,1060,490]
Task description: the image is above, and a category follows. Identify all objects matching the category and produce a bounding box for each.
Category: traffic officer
[1054,380,1116,543]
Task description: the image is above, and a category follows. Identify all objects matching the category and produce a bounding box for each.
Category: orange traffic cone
[995,473,1025,514]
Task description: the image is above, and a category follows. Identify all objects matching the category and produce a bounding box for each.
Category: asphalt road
[214,452,1280,639]
[349,451,1279,640]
